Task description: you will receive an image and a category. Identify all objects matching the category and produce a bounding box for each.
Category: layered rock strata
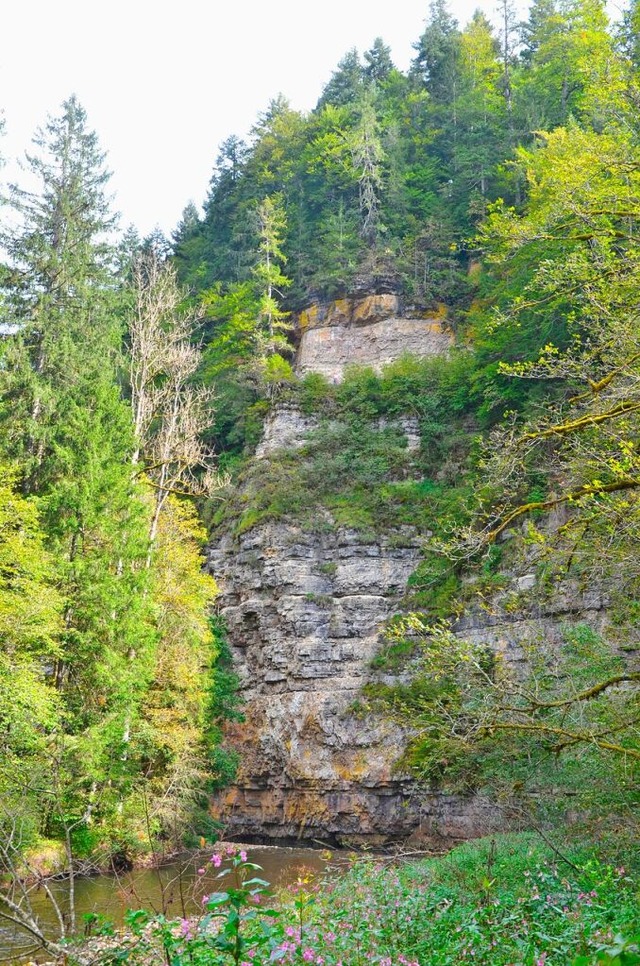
[208,503,611,844]
[209,296,453,842]
[295,294,452,381]
[208,519,501,844]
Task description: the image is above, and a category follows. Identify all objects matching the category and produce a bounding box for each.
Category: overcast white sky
[2,0,528,237]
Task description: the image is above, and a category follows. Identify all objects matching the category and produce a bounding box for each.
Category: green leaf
[205,891,230,906]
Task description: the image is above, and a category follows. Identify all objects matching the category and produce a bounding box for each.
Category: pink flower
[285,926,297,938]
[537,955,548,965]
[251,893,261,904]
[197,868,205,875]
[240,849,248,862]
[201,894,209,905]
[179,918,192,938]
[303,949,315,962]
[211,854,222,868]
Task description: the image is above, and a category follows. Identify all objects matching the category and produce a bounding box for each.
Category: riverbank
[2,844,340,964]
[53,832,640,966]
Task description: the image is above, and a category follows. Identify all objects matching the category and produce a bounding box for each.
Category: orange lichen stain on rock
[325,298,351,326]
[300,712,322,738]
[298,304,321,330]
[334,752,369,782]
[425,320,450,334]
[351,294,400,325]
[284,794,330,823]
[209,787,243,821]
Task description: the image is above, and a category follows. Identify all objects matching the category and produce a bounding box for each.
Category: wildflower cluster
[122,845,279,966]
[107,835,638,966]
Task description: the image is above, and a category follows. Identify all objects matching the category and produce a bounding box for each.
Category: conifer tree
[317,49,364,109]
[0,96,117,486]
[364,38,395,83]
[411,0,461,104]
[0,98,157,834]
[253,193,292,359]
[351,85,386,246]
[520,0,559,64]
[178,136,250,288]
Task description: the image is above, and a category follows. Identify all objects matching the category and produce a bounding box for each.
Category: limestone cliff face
[207,296,469,843]
[208,521,432,844]
[211,296,588,844]
[207,506,610,844]
[295,294,452,381]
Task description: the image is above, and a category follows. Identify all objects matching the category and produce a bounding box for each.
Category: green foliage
[115,846,281,965]
[0,469,62,656]
[171,2,519,307]
[2,7,640,947]
[0,102,163,852]
[259,352,296,389]
[206,616,243,792]
[0,99,234,876]
[255,355,474,513]
[366,614,640,820]
[0,471,62,827]
[102,835,639,966]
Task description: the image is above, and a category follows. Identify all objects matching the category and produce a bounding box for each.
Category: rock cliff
[206,295,610,844]
[207,520,432,844]
[208,510,609,843]
[208,296,460,843]
[295,294,452,382]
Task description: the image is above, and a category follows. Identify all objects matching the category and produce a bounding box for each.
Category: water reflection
[0,845,335,963]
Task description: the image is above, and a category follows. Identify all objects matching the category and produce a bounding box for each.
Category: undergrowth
[93,834,640,966]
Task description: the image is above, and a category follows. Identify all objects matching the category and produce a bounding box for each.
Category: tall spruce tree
[364,38,395,82]
[0,98,157,837]
[411,0,461,103]
[0,96,117,486]
[316,49,364,109]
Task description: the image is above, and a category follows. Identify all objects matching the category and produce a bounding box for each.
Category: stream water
[1,845,337,963]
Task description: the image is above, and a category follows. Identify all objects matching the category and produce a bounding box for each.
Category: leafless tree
[0,801,97,965]
[128,252,220,553]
